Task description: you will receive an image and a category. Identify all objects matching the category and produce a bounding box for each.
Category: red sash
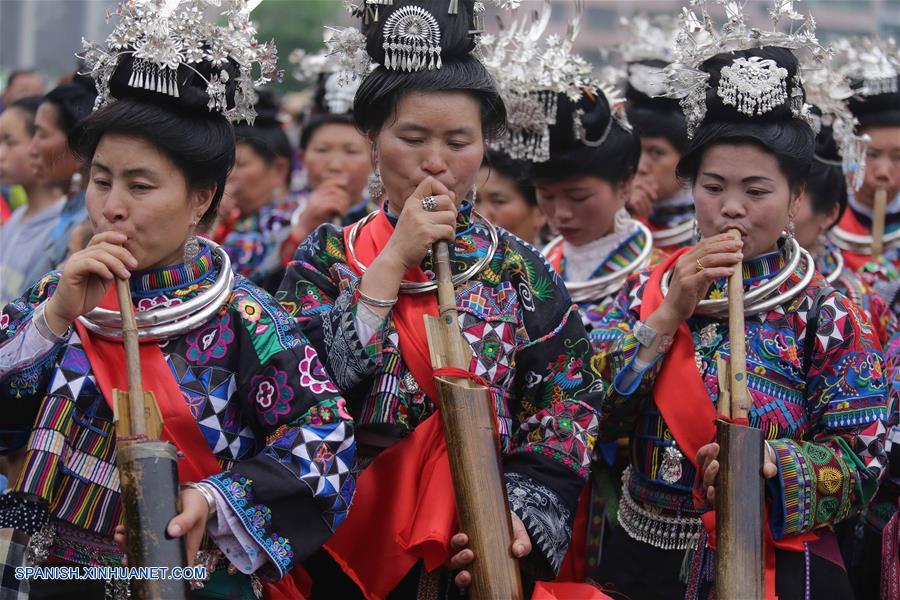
[324,212,456,599]
[836,209,877,273]
[74,286,309,600]
[327,214,611,599]
[641,250,816,599]
[545,241,564,275]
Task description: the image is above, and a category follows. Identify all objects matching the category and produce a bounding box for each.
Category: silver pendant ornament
[717,56,788,117]
[382,5,442,72]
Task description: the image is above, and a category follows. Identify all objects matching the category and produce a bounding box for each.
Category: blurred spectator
[476,150,546,247]
[0,96,65,302]
[0,69,45,112]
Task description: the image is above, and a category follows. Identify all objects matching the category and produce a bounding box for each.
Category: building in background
[1,0,117,84]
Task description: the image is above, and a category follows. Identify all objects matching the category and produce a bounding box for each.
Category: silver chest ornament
[659,446,685,484]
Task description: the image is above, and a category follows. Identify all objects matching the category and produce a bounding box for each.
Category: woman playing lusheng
[278,1,601,596]
[589,11,889,598]
[829,37,900,288]
[618,16,693,253]
[0,3,354,598]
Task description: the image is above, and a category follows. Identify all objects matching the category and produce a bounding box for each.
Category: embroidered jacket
[592,246,889,539]
[545,225,660,352]
[220,195,300,286]
[831,198,900,287]
[646,193,695,254]
[0,246,355,581]
[277,203,602,574]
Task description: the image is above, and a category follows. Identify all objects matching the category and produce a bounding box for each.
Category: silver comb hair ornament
[382,5,442,72]
[79,0,282,125]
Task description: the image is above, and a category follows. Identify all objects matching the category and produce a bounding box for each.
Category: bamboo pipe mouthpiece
[115,277,148,438]
[872,189,888,258]
[726,229,750,420]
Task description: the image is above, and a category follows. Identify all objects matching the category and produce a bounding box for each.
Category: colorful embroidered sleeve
[0,272,65,451]
[501,239,602,574]
[275,224,387,396]
[220,201,295,286]
[203,279,356,580]
[588,270,663,441]
[766,292,889,538]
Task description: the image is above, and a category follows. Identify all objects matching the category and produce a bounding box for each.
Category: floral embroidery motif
[185,314,234,365]
[298,345,338,395]
[207,475,295,577]
[237,297,263,323]
[251,365,294,425]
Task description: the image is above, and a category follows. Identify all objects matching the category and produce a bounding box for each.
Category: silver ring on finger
[421,195,437,212]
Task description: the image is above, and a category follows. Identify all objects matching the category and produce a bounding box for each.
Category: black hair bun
[807,106,841,163]
[626,59,682,114]
[364,0,477,67]
[107,51,240,119]
[847,75,900,127]
[548,90,612,154]
[701,46,802,124]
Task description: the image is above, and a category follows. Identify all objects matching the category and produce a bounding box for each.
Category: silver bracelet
[33,302,71,344]
[358,289,398,308]
[182,482,217,518]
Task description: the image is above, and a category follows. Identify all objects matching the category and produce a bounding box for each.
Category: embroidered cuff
[612,333,664,396]
[204,482,270,576]
[33,302,71,344]
[504,471,573,575]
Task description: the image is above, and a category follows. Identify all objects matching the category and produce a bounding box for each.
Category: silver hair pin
[382,5,442,72]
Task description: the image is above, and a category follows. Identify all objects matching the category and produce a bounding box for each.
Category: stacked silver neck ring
[544,220,654,304]
[650,219,694,249]
[77,240,235,341]
[660,237,815,318]
[345,209,499,295]
[830,225,900,256]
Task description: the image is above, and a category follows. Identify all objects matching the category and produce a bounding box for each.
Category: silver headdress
[482,1,628,163]
[617,14,680,99]
[79,0,281,125]
[831,36,899,98]
[329,0,505,78]
[662,0,828,138]
[291,28,373,115]
[803,64,869,192]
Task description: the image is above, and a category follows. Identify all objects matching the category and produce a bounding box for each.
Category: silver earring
[613,207,632,234]
[692,218,702,243]
[468,186,477,204]
[184,225,200,264]
[784,220,796,244]
[367,170,384,199]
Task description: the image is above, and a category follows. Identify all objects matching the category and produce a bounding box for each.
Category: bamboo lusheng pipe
[424,241,524,600]
[872,189,888,258]
[714,230,765,599]
[114,278,188,599]
[116,277,147,437]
